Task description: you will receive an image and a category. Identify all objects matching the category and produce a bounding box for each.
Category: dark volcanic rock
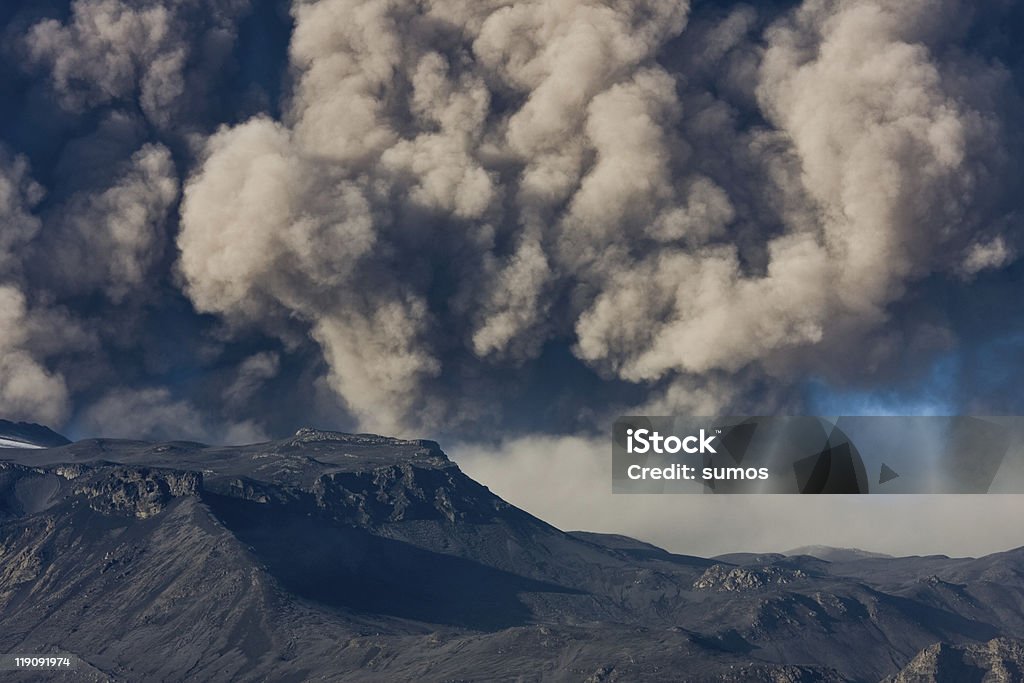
[74,467,203,518]
[884,637,1024,682]
[693,564,811,591]
[1,428,1024,681]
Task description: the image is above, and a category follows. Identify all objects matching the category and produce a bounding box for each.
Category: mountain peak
[0,419,72,449]
[293,426,348,440]
[784,545,893,562]
[288,427,446,457]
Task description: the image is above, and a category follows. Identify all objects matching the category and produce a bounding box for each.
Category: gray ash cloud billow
[0,0,1022,439]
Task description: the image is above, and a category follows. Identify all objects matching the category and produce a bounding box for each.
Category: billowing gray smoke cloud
[0,133,178,424]
[0,151,41,278]
[179,0,693,431]
[175,0,1020,433]
[1,0,1022,556]
[0,287,69,425]
[25,0,252,128]
[0,0,1018,441]
[0,151,68,423]
[48,143,179,302]
[0,0,255,435]
[79,386,266,444]
[581,0,1016,387]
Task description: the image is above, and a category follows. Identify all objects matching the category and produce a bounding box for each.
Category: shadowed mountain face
[1,429,1024,682]
[0,420,71,449]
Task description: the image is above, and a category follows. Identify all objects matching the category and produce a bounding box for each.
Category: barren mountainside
[0,420,71,449]
[884,638,1024,682]
[1,428,1023,681]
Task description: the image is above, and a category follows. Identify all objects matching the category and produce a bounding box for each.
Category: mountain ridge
[1,427,1023,681]
[0,420,71,449]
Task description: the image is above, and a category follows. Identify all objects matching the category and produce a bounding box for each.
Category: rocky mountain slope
[1,428,1023,681]
[884,638,1024,682]
[0,420,71,449]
